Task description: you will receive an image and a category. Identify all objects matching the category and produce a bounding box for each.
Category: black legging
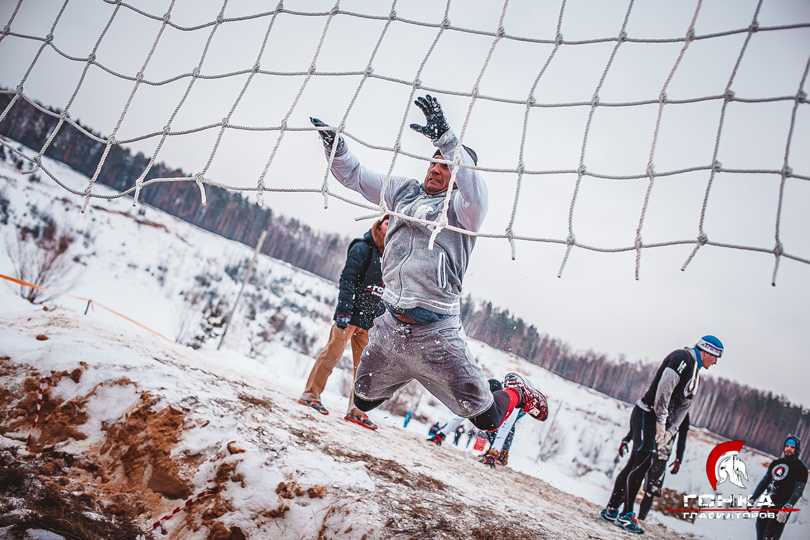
[607,406,657,513]
[756,514,787,540]
[355,390,513,432]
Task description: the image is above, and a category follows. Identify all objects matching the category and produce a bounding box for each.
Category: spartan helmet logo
[706,440,747,490]
[717,454,748,489]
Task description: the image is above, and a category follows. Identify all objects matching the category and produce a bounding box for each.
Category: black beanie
[433,145,478,166]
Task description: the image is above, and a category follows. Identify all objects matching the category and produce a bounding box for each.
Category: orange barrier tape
[0,273,171,342]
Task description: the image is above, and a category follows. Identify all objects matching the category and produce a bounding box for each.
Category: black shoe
[481,449,499,468]
[427,432,446,446]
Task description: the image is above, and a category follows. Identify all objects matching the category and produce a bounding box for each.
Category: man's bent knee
[354,396,386,412]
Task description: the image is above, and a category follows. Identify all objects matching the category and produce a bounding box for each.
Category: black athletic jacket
[335,223,385,330]
[752,435,808,509]
[638,348,700,436]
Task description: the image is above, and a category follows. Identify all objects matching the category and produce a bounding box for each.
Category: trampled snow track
[0,303,698,540]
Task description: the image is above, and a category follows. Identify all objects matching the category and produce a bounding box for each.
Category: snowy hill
[1,143,807,539]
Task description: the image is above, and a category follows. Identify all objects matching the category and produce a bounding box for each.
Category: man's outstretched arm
[410,95,488,232]
[311,117,408,210]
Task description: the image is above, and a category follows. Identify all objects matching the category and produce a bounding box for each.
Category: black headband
[433,145,478,165]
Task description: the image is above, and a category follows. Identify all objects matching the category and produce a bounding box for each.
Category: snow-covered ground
[1,143,807,539]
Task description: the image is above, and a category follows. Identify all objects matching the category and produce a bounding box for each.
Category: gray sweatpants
[354,311,493,418]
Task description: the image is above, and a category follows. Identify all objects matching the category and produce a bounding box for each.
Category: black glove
[335,314,351,329]
[409,95,450,141]
[670,459,681,475]
[619,440,629,458]
[310,117,345,154]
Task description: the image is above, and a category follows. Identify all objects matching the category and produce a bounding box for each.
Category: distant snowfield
[1,145,807,539]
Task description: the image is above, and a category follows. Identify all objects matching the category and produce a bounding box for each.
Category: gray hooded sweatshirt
[326,129,488,316]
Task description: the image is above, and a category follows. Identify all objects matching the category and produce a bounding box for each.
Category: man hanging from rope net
[309,95,548,436]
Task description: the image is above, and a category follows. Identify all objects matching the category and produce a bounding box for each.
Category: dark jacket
[334,219,385,330]
[752,435,808,509]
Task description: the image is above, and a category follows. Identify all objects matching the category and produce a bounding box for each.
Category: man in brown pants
[298,215,388,430]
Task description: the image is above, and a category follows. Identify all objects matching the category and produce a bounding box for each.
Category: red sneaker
[344,413,378,430]
[503,373,548,421]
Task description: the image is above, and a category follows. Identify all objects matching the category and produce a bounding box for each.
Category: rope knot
[413,78,422,89]
[15,84,23,94]
[749,21,759,33]
[773,241,784,257]
[618,31,627,43]
[330,5,339,16]
[659,91,667,104]
[162,124,171,134]
[517,161,524,175]
[221,117,229,127]
[724,89,735,102]
[136,70,144,82]
[252,61,261,73]
[280,119,288,131]
[566,233,576,247]
[555,32,563,45]
[497,26,505,38]
[162,11,171,23]
[578,165,587,176]
[797,90,807,103]
[527,95,535,107]
[697,233,708,246]
[87,52,96,63]
[471,85,479,98]
[442,17,451,29]
[646,164,655,177]
[713,160,722,172]
[216,14,225,25]
[388,9,397,20]
[634,235,643,250]
[192,67,200,77]
[108,136,117,145]
[308,63,316,75]
[45,33,54,44]
[591,94,599,107]
[686,28,695,42]
[393,142,401,153]
[365,66,374,76]
[782,165,792,178]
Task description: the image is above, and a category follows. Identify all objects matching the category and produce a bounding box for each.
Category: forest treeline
[461,298,810,463]
[0,93,350,282]
[3,92,807,462]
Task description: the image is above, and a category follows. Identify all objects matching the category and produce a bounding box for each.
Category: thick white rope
[1,0,808,279]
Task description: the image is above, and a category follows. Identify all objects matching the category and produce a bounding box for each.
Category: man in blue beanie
[751,435,807,540]
[601,335,724,534]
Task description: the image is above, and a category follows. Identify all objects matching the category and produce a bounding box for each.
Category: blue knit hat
[696,335,724,358]
[785,437,799,447]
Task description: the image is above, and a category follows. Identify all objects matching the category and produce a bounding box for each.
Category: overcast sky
[1,0,809,406]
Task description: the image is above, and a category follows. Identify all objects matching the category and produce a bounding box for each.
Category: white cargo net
[1,0,808,284]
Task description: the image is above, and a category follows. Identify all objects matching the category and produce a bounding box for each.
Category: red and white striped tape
[151,488,214,530]
[25,376,52,446]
